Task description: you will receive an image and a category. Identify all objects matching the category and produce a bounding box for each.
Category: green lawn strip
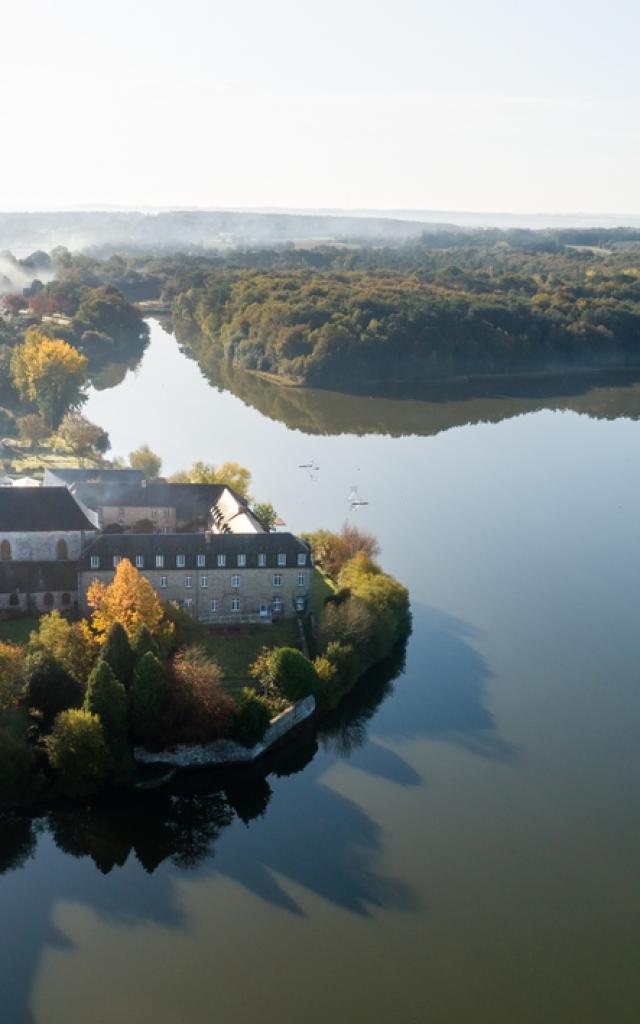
[202,619,301,695]
[0,617,39,645]
[310,567,335,620]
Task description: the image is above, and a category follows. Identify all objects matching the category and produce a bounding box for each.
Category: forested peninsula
[28,227,640,394]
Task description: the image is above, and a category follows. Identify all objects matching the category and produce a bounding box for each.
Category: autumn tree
[10,328,87,428]
[45,710,111,793]
[129,445,162,480]
[28,611,98,683]
[56,411,110,463]
[169,460,252,498]
[16,414,50,447]
[0,642,24,712]
[168,646,235,742]
[88,559,172,645]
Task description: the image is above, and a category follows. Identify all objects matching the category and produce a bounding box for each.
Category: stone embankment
[134,695,316,769]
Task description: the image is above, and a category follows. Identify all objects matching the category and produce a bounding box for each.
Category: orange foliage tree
[87,559,172,646]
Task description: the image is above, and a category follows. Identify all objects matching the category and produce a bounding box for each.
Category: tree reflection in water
[0,645,404,880]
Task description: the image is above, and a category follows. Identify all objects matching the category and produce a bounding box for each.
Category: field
[202,618,302,694]
[0,617,39,645]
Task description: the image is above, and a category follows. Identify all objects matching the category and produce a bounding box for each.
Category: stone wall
[0,530,92,561]
[0,590,77,613]
[134,695,316,768]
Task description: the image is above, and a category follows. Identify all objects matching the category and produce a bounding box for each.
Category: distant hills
[2,208,640,256]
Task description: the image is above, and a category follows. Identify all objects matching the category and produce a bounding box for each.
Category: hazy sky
[1,0,638,213]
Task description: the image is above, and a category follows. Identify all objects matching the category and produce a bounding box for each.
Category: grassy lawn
[203,618,302,695]
[0,617,38,645]
[310,567,335,620]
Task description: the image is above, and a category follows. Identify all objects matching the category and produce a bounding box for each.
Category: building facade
[78,533,311,623]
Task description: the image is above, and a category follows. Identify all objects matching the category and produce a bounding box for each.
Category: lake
[2,319,639,1023]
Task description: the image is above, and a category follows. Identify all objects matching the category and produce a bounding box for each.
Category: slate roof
[0,561,78,593]
[0,488,97,533]
[79,532,310,571]
[65,481,227,524]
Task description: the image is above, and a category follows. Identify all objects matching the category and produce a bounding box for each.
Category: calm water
[2,320,640,1023]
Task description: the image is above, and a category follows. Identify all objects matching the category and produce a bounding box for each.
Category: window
[217,553,226,567]
[184,598,194,612]
[135,555,144,569]
[272,597,283,613]
[184,576,192,589]
[90,555,100,569]
[211,598,218,612]
[197,554,206,568]
[176,554,186,568]
[155,554,165,568]
[231,574,240,588]
[237,553,246,567]
[272,573,282,587]
[56,538,68,560]
[113,555,121,568]
[295,596,305,612]
[160,576,168,588]
[9,593,19,607]
[297,552,307,566]
[61,592,71,607]
[43,593,54,608]
[231,597,240,612]
[297,573,306,586]
[0,540,11,561]
[200,576,208,588]
[257,553,267,567]
[277,553,287,567]
[259,603,269,618]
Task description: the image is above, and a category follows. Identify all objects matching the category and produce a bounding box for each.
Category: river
[2,319,639,1023]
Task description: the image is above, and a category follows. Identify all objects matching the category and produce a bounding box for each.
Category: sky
[1,0,639,214]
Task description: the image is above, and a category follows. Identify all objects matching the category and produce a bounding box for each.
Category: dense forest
[6,228,640,393]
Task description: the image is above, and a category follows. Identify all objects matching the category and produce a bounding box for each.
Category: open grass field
[0,617,38,645]
[203,618,301,694]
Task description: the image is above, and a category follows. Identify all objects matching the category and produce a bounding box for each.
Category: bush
[161,601,203,653]
[132,623,159,661]
[0,642,24,712]
[231,689,272,748]
[29,612,98,684]
[130,652,167,746]
[269,647,319,704]
[168,647,235,743]
[84,660,128,757]
[0,719,37,804]
[45,710,111,795]
[101,621,135,688]
[24,651,84,723]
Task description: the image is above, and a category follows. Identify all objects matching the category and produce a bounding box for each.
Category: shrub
[45,710,111,795]
[29,612,98,683]
[0,719,37,804]
[168,646,235,743]
[101,621,135,688]
[161,602,203,653]
[0,642,24,712]
[231,689,272,748]
[269,647,319,704]
[130,652,167,746]
[132,623,160,661]
[24,651,84,723]
[84,660,128,756]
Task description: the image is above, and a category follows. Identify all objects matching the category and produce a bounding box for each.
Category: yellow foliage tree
[11,328,87,427]
[29,610,99,682]
[0,641,24,711]
[87,559,172,645]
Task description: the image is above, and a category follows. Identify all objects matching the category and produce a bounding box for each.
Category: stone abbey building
[0,471,311,622]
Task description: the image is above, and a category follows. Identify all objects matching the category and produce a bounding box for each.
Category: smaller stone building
[79,532,312,623]
[0,488,97,613]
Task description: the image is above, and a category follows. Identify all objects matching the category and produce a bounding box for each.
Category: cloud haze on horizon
[1,0,638,215]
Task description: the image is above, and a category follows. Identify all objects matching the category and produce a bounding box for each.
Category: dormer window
[135,555,144,569]
[113,556,121,568]
[197,554,206,568]
[237,553,246,567]
[277,553,287,567]
[176,554,186,568]
[257,553,267,567]
[155,554,165,569]
[217,554,226,568]
[297,552,307,566]
[90,555,100,569]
